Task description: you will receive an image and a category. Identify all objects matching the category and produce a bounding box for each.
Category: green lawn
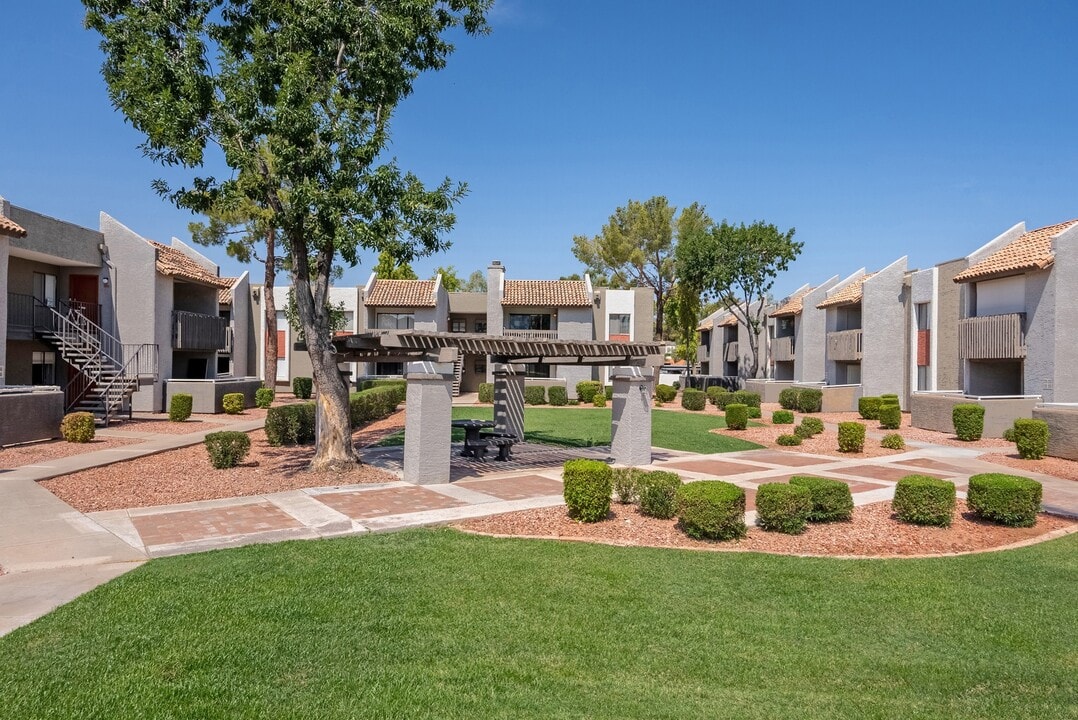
[1,530,1075,719]
[378,407,762,454]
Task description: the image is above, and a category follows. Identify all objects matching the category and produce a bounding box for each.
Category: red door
[68,274,100,325]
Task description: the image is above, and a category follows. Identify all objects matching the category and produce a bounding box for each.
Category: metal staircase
[34,300,158,425]
[452,356,463,397]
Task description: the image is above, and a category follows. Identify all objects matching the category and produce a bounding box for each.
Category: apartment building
[696,303,769,384]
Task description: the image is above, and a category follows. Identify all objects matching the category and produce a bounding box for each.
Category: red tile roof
[365,279,438,307]
[150,241,232,288]
[218,279,238,305]
[502,280,591,307]
[816,274,874,309]
[0,215,27,238]
[769,287,812,317]
[953,220,1078,283]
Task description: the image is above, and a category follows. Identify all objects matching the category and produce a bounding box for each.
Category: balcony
[772,335,795,362]
[173,311,228,351]
[959,313,1026,360]
[503,329,559,340]
[827,329,863,362]
[724,342,739,363]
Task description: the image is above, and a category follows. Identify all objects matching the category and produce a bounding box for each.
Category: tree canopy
[374,251,419,280]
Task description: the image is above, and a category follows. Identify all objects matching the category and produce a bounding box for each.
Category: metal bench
[480,431,518,461]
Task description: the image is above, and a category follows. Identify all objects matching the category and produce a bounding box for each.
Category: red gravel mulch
[979,452,1078,482]
[455,501,1076,558]
[0,436,140,469]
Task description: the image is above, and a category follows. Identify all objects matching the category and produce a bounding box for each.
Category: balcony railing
[724,342,739,363]
[959,313,1026,360]
[173,311,228,351]
[827,328,863,362]
[696,344,710,364]
[772,335,795,362]
[503,329,558,340]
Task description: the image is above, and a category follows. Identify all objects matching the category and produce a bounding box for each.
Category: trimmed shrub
[1013,418,1049,460]
[548,386,569,406]
[880,393,899,402]
[1002,427,1016,443]
[563,459,613,522]
[292,376,313,399]
[725,403,749,430]
[837,422,866,453]
[858,396,882,420]
[478,383,494,404]
[576,381,602,404]
[204,430,251,470]
[755,483,813,534]
[592,393,607,408]
[952,403,985,441]
[796,388,823,413]
[799,417,824,436]
[637,471,682,519]
[60,412,95,443]
[524,385,547,405]
[880,433,905,450]
[349,386,404,427]
[255,387,274,409]
[778,387,800,410]
[772,409,795,424]
[222,392,245,415]
[790,476,854,522]
[169,393,193,422]
[878,403,901,430]
[706,386,730,408]
[265,402,316,446]
[681,388,707,411]
[747,406,762,419]
[675,481,747,541]
[967,473,1042,527]
[892,475,956,527]
[612,467,641,504]
[776,434,802,446]
[732,391,761,408]
[655,384,677,403]
[794,423,815,439]
[604,385,614,401]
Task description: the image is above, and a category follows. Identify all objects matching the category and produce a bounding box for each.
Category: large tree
[677,220,802,378]
[85,0,491,471]
[373,250,419,280]
[431,265,462,291]
[573,197,709,338]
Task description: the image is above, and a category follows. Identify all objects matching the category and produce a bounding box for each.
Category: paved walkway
[2,416,1077,636]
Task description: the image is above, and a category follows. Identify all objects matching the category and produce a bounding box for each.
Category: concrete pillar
[0,235,8,386]
[403,361,455,484]
[611,365,653,467]
[493,363,525,440]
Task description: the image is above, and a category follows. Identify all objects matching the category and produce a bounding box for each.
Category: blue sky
[1,1,1075,299]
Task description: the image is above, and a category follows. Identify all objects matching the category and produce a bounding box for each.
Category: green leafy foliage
[681,388,706,411]
[837,422,866,453]
[637,471,682,519]
[675,481,747,540]
[732,391,761,408]
[706,386,728,407]
[1002,427,1016,442]
[746,406,762,419]
[1013,419,1049,460]
[772,410,795,424]
[776,434,802,446]
[778,387,800,410]
[878,403,901,430]
[222,392,246,415]
[592,393,607,408]
[612,468,642,504]
[755,483,813,534]
[880,433,905,450]
[548,386,568,406]
[255,387,275,409]
[576,381,602,404]
[952,404,985,441]
[265,403,316,446]
[60,412,95,443]
[524,386,547,405]
[858,396,882,420]
[349,386,405,428]
[292,377,313,400]
[789,476,854,522]
[795,388,823,413]
[892,475,956,527]
[168,394,193,422]
[799,417,824,436]
[478,383,494,404]
[967,473,1042,527]
[655,384,677,403]
[604,386,614,401]
[562,459,613,523]
[725,403,749,430]
[204,430,252,470]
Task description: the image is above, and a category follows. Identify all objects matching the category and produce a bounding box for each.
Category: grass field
[0,530,1074,719]
[378,407,762,454]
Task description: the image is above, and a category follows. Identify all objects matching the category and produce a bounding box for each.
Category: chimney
[486,260,505,337]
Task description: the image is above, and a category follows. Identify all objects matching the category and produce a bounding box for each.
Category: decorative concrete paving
[130,502,304,546]
[316,486,470,520]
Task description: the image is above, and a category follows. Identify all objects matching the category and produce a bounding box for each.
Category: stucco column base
[611,366,652,467]
[403,361,455,485]
[493,364,525,440]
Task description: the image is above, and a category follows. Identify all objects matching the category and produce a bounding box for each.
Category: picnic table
[452,419,495,457]
[480,430,519,461]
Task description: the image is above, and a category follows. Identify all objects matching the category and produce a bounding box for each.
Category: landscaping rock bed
[0,436,140,469]
[456,501,1075,558]
[979,452,1078,482]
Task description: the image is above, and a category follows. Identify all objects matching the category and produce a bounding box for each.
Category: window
[475,358,486,375]
[778,317,794,336]
[522,363,551,378]
[450,319,467,333]
[32,351,56,385]
[474,320,487,334]
[375,362,404,376]
[376,313,414,330]
[917,365,929,391]
[609,313,631,335]
[915,303,930,330]
[508,313,551,331]
[33,273,57,308]
[217,356,231,375]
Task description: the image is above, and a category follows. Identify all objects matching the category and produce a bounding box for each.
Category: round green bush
[1002,426,1016,442]
[892,475,956,527]
[264,403,316,446]
[524,385,547,405]
[204,430,252,469]
[169,393,193,422]
[837,422,866,453]
[254,387,275,409]
[746,406,762,419]
[772,409,795,425]
[655,384,677,403]
[796,388,823,413]
[952,403,985,441]
[794,423,815,439]
[222,392,245,415]
[478,383,494,403]
[292,376,313,399]
[681,388,707,411]
[880,433,905,450]
[878,403,901,430]
[575,381,602,404]
[732,391,761,408]
[778,387,800,410]
[858,396,882,420]
[637,471,682,519]
[60,412,96,443]
[776,434,802,446]
[1012,418,1049,460]
[799,417,825,436]
[755,483,813,534]
[789,476,854,522]
[675,481,746,540]
[880,393,899,401]
[562,459,613,523]
[612,467,641,504]
[706,386,730,408]
[592,393,607,408]
[725,403,749,430]
[548,386,569,406]
[604,385,614,401]
[967,473,1042,527]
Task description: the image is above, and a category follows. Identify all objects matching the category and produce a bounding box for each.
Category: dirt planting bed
[0,436,140,469]
[456,500,1075,558]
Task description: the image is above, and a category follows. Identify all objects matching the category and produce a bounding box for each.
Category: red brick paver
[836,465,946,483]
[891,458,967,474]
[131,502,301,546]
[316,486,467,520]
[663,459,767,476]
[741,451,837,467]
[456,475,563,501]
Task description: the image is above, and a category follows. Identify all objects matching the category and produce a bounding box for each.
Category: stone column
[493,363,525,440]
[611,365,653,467]
[403,360,455,485]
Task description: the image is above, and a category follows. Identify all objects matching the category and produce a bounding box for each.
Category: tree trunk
[263,228,278,386]
[655,292,665,340]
